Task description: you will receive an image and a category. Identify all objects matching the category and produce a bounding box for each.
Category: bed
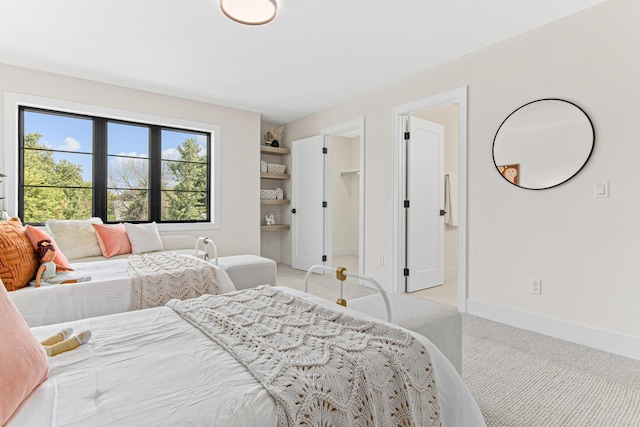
[9,255,237,327]
[4,285,485,426]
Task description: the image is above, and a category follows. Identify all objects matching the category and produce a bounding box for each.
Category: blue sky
[24,110,207,182]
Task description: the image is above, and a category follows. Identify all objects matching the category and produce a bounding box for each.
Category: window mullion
[18,107,25,219]
[93,118,107,221]
[149,126,162,221]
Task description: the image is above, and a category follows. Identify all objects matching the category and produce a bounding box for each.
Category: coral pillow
[0,218,39,291]
[24,225,71,268]
[93,223,132,258]
[0,281,49,425]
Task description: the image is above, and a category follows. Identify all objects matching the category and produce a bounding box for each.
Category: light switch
[594,181,609,198]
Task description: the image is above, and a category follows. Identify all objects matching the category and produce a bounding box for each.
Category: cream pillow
[124,222,164,254]
[45,218,103,261]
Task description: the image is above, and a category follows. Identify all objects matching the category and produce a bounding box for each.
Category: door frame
[392,87,468,312]
[321,117,366,276]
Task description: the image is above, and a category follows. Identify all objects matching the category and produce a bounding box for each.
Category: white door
[291,135,326,271]
[405,117,445,292]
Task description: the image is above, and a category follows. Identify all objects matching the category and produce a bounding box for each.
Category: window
[19,107,211,225]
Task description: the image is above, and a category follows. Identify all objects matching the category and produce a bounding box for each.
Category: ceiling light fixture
[219,0,278,26]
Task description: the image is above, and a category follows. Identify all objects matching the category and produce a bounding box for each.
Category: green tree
[165,137,207,220]
[23,133,91,223]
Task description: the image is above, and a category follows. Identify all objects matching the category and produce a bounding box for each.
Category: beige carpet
[463,315,640,427]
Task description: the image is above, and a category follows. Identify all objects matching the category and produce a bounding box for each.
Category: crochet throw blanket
[167,286,441,427]
[128,253,219,310]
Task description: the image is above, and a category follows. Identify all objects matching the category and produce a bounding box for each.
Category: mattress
[8,287,485,427]
[9,255,236,327]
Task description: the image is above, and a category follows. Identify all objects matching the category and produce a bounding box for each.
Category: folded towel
[444,173,458,227]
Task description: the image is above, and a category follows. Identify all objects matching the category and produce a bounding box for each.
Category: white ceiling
[0,0,606,124]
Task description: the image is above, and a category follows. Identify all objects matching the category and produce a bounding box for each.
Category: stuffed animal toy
[40,327,92,357]
[35,239,73,287]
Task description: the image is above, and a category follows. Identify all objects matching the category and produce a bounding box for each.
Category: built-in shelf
[261,199,290,205]
[340,169,360,177]
[260,144,290,237]
[261,173,290,180]
[261,224,290,231]
[260,146,290,156]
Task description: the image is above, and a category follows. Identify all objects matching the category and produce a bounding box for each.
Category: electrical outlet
[378,255,384,265]
[529,279,542,295]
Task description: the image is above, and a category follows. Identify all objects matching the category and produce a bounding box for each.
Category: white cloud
[117,152,148,158]
[162,148,180,160]
[57,136,81,151]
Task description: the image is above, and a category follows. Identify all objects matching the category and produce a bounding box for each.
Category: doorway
[291,118,366,277]
[392,87,468,311]
[323,118,365,276]
[328,130,361,274]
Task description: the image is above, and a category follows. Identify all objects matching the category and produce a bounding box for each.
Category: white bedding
[9,255,236,327]
[9,287,485,427]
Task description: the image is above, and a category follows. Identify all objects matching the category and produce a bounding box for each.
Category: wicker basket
[267,163,286,174]
[260,189,278,199]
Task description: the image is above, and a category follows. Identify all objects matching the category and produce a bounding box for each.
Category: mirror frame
[492,98,595,190]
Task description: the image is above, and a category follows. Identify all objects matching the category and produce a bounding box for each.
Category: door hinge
[404,131,410,140]
[403,268,410,277]
[322,201,328,208]
[404,200,410,208]
[440,209,447,216]
[322,255,327,262]
[322,147,328,154]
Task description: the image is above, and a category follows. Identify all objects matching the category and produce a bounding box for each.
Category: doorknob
[291,208,297,214]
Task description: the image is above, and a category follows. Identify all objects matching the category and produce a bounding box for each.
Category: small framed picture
[498,164,519,185]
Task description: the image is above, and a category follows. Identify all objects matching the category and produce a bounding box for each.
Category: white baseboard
[467,299,640,360]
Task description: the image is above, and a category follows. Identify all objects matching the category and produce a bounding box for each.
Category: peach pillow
[93,223,132,258]
[0,218,39,291]
[0,280,49,425]
[24,225,71,268]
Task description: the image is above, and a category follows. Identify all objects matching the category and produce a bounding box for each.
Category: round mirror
[492,99,594,190]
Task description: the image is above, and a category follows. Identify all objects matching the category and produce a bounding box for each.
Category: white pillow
[124,222,164,254]
[45,218,103,261]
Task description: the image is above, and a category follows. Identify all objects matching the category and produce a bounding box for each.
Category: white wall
[284,0,640,356]
[0,63,261,257]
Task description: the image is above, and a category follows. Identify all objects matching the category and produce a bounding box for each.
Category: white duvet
[9,288,485,427]
[9,256,236,327]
